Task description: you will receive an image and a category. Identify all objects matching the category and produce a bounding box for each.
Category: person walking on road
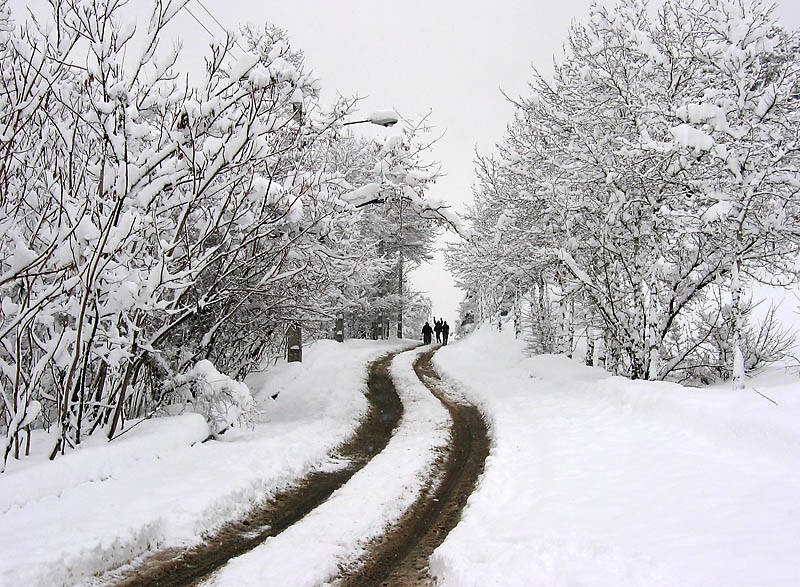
[422,321,433,345]
[434,318,442,343]
[442,321,450,345]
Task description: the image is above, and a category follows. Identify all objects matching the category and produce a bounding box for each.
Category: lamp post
[286,112,399,356]
[397,250,403,339]
[338,110,399,341]
[396,190,404,339]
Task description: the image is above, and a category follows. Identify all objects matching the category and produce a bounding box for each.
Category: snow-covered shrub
[166,361,255,435]
[667,300,796,385]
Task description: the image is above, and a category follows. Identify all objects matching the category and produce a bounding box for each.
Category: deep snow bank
[0,339,405,586]
[431,326,800,586]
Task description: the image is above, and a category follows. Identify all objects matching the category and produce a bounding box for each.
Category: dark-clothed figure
[442,321,450,345]
[422,321,433,345]
[434,318,442,343]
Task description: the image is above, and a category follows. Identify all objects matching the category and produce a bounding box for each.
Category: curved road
[107,345,489,586]
[337,348,489,585]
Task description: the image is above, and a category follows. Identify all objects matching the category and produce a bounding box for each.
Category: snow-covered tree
[0,0,457,469]
[322,117,453,338]
[449,0,800,384]
[669,0,800,387]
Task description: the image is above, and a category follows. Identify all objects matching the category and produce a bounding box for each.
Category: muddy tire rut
[336,348,490,586]
[105,349,407,587]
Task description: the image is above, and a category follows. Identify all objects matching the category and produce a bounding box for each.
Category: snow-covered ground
[0,339,407,586]
[431,326,800,586]
[5,326,800,586]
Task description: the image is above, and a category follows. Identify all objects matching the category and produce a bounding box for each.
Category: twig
[751,387,778,406]
[107,408,160,442]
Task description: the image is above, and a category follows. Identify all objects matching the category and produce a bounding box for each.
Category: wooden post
[287,323,302,362]
[335,317,344,342]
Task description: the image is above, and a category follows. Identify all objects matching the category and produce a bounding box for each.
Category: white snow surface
[7,329,800,586]
[430,325,800,586]
[204,344,450,586]
[670,123,714,151]
[368,109,399,126]
[0,339,406,586]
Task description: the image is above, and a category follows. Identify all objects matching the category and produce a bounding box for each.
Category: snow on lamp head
[343,110,399,127]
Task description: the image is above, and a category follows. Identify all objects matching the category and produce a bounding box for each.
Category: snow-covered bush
[166,361,255,435]
[667,300,796,384]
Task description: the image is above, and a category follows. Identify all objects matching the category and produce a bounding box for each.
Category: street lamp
[338,110,399,341]
[397,196,404,339]
[288,112,399,354]
[343,110,399,127]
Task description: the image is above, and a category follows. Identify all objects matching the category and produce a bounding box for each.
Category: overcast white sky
[174,0,607,324]
[16,0,800,323]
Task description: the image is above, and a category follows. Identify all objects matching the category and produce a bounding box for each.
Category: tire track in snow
[105,348,410,587]
[336,347,490,585]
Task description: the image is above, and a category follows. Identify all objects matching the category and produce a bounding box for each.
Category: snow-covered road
[203,346,453,585]
[0,340,412,585]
